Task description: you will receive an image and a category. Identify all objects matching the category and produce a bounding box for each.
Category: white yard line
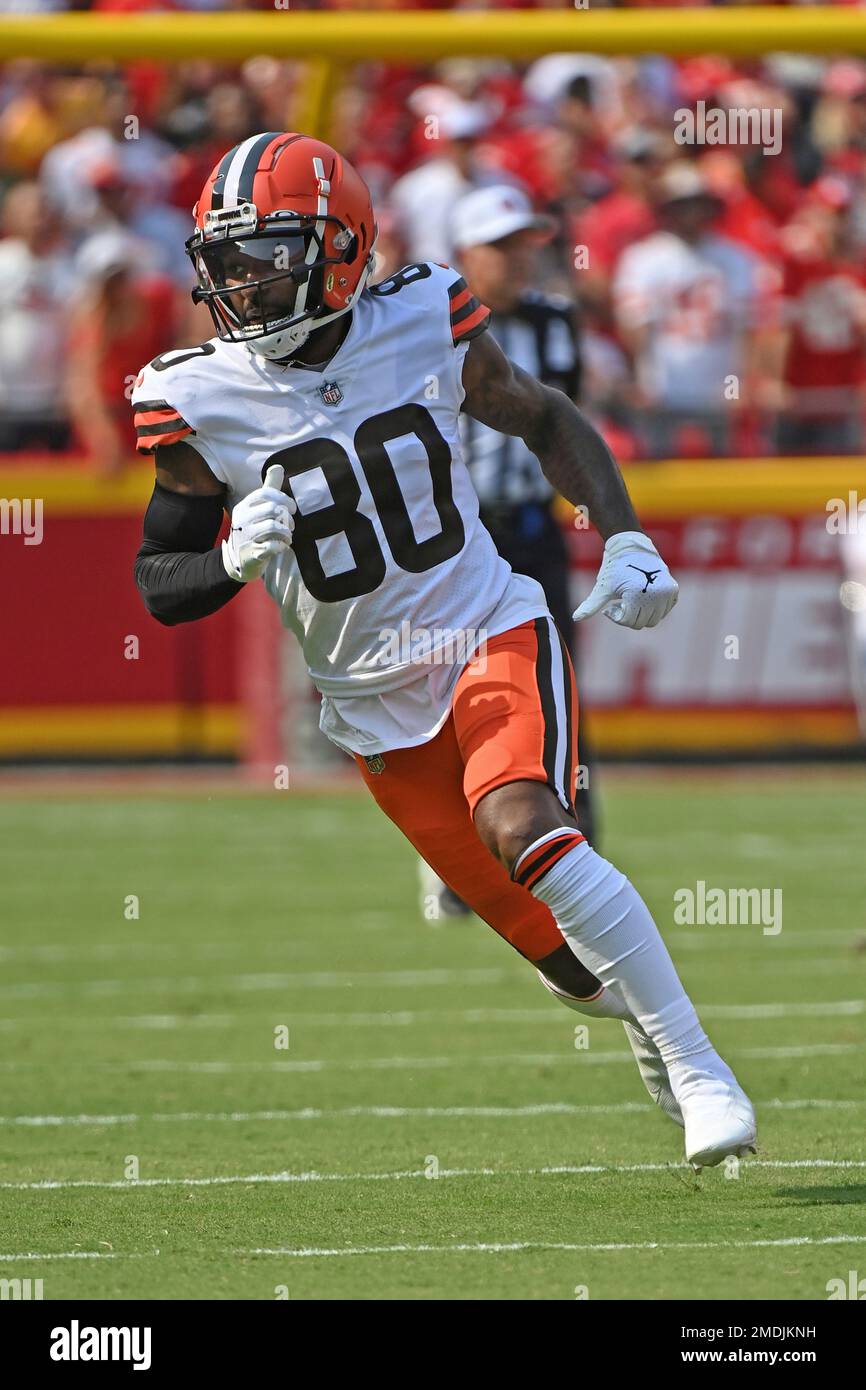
[665,930,859,950]
[3,1158,866,1194]
[0,967,513,1001]
[2,957,854,999]
[702,1000,866,1018]
[3,1232,866,1265]
[238,1234,866,1259]
[0,925,855,964]
[0,999,862,1031]
[0,1251,120,1263]
[674,960,858,976]
[0,1096,860,1128]
[0,1042,857,1073]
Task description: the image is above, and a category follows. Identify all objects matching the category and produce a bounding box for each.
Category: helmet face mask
[187,212,358,351]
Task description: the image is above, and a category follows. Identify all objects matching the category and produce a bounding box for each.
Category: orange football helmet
[187,132,377,359]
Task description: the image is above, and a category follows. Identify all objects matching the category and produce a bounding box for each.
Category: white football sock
[514,831,717,1067]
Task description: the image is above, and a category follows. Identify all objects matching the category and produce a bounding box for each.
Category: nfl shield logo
[364,754,386,775]
[319,381,343,406]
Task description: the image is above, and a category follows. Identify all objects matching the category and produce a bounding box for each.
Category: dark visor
[197,232,310,289]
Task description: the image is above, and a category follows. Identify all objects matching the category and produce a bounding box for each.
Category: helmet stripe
[209,143,241,213]
[223,131,283,209]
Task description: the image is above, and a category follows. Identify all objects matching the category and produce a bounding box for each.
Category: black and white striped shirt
[461,289,581,507]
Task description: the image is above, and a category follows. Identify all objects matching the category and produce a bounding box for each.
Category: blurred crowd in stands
[3,1,866,464]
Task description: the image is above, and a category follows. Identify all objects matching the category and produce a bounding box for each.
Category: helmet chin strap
[246,242,378,362]
[247,317,314,359]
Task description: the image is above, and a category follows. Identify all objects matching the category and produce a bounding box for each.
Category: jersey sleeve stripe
[448,284,473,315]
[450,294,487,328]
[135,422,194,454]
[446,271,490,344]
[134,409,188,429]
[451,300,491,344]
[132,399,177,414]
[135,415,193,437]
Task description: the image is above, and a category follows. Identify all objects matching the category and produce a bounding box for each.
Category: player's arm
[462,329,637,537]
[133,443,294,626]
[134,440,241,626]
[461,331,678,630]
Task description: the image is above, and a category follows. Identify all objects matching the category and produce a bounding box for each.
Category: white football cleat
[676,1074,757,1171]
[622,1022,684,1128]
[417,858,471,920]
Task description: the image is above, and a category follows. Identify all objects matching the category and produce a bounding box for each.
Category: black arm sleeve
[134,481,243,626]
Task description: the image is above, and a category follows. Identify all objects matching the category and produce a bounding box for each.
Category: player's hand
[573,530,678,631]
[221,464,296,582]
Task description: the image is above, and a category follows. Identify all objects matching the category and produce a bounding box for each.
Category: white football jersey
[133,260,551,749]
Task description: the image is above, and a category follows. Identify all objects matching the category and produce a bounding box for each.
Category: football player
[133,132,755,1169]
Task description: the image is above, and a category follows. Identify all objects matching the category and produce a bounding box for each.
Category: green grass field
[1,768,864,1301]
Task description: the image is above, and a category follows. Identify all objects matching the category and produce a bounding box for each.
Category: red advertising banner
[1,457,865,759]
[564,463,866,753]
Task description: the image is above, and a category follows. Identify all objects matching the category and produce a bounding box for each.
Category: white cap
[74,229,140,284]
[438,100,491,141]
[656,163,723,207]
[450,184,554,251]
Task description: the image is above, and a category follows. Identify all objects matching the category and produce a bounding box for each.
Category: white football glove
[573,530,678,630]
[221,464,296,583]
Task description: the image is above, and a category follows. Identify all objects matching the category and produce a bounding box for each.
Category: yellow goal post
[2,7,866,140]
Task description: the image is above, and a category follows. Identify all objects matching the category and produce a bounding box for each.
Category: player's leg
[453,617,756,1168]
[355,715,597,991]
[419,507,599,924]
[450,621,685,1122]
[354,689,688,1128]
